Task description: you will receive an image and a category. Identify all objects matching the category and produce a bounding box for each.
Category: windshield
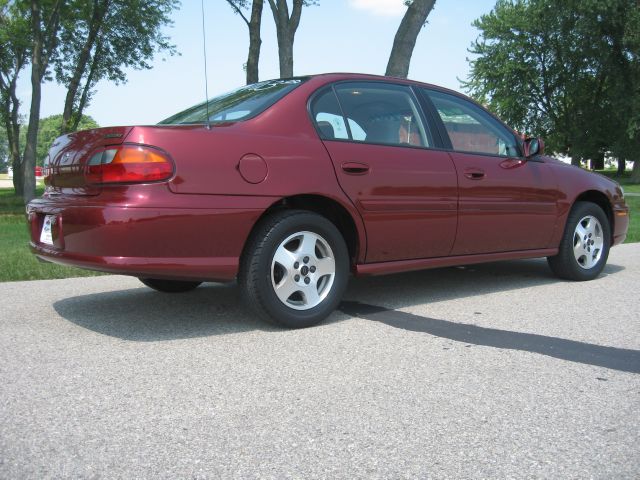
[159,78,309,125]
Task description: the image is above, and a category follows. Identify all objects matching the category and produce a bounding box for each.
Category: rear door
[310,82,458,263]
[422,89,559,255]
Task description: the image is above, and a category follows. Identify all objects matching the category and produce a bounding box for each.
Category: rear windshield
[159,78,308,125]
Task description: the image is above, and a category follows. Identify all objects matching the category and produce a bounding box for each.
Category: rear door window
[310,83,431,147]
[335,83,430,147]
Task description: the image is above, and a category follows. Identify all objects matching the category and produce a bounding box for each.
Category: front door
[423,89,559,255]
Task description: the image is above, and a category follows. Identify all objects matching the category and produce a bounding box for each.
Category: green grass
[0,187,103,282]
[624,195,640,244]
[596,170,640,193]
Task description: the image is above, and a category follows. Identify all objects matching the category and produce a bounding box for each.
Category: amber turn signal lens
[85,145,174,185]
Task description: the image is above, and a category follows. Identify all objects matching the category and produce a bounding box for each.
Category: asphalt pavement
[1,244,639,479]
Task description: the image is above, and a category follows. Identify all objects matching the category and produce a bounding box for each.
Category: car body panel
[321,140,458,262]
[448,152,560,254]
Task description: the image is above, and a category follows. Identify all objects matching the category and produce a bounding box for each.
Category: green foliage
[464,0,640,164]
[18,114,99,166]
[53,0,178,131]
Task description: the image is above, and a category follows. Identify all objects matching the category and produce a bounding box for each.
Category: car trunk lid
[44,126,133,195]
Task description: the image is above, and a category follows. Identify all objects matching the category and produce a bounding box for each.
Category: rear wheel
[139,278,202,293]
[547,201,610,281]
[239,210,349,328]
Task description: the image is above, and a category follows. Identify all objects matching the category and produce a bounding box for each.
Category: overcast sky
[18,0,497,127]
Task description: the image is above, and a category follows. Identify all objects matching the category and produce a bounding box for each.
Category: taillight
[85,145,174,185]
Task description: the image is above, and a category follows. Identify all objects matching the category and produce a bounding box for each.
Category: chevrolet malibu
[28,73,630,328]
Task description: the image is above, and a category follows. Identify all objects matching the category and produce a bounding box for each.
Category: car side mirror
[523,137,544,158]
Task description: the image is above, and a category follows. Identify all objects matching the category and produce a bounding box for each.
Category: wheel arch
[242,194,365,268]
[572,190,614,242]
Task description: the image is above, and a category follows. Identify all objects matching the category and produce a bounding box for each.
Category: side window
[334,83,430,147]
[425,90,519,157]
[310,89,350,140]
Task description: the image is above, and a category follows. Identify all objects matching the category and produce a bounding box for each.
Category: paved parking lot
[1,244,639,478]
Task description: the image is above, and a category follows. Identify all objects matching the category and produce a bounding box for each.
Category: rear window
[159,78,308,125]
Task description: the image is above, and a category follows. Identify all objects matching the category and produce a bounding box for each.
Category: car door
[310,82,458,263]
[422,88,559,255]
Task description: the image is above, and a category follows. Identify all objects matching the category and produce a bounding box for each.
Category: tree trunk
[246,0,263,84]
[61,1,108,134]
[616,157,626,177]
[72,41,102,131]
[268,0,303,79]
[9,120,22,196]
[23,0,61,204]
[4,78,23,195]
[276,32,294,78]
[23,1,44,205]
[631,159,640,183]
[386,0,436,78]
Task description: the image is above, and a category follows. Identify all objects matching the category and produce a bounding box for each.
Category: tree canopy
[54,0,178,133]
[464,0,640,172]
[0,0,179,201]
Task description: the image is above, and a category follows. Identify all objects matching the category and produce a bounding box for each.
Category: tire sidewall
[560,202,611,280]
[253,212,349,328]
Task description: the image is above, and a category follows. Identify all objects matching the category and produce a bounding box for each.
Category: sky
[18,0,498,127]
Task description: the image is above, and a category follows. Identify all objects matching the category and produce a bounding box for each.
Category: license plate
[40,215,55,245]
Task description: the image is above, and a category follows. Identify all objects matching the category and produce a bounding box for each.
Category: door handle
[341,162,370,175]
[463,168,485,180]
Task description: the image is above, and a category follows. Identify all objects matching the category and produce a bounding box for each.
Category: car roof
[299,72,464,97]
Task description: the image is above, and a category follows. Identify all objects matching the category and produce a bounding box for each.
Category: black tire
[547,201,611,281]
[239,209,349,328]
[139,278,202,293]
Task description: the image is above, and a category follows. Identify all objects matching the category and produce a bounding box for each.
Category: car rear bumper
[27,193,269,282]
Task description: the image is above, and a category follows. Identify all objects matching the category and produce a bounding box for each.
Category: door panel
[323,141,458,262]
[422,88,559,255]
[450,152,559,255]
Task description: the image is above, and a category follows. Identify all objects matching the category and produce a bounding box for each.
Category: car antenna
[200,0,211,130]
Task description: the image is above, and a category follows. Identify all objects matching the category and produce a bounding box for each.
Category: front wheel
[239,210,349,328]
[547,201,610,281]
[139,278,202,293]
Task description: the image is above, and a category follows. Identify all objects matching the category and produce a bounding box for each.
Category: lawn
[0,179,638,282]
[597,170,640,193]
[0,188,103,282]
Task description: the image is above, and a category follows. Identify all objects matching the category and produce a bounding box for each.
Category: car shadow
[53,282,285,341]
[338,301,640,374]
[54,259,638,373]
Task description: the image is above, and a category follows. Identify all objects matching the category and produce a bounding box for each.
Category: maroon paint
[322,140,457,262]
[28,73,629,282]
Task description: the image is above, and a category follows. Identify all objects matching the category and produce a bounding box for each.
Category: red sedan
[28,73,629,328]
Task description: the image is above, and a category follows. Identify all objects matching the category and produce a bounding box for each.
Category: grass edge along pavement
[0,182,638,282]
[0,188,104,282]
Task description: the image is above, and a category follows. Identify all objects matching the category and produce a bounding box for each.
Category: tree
[464,0,639,177]
[55,0,178,134]
[0,0,30,194]
[386,0,436,78]
[225,0,264,84]
[19,114,99,166]
[0,125,9,172]
[23,0,63,204]
[267,0,316,78]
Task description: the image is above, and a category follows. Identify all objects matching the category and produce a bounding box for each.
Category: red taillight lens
[85,145,173,185]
